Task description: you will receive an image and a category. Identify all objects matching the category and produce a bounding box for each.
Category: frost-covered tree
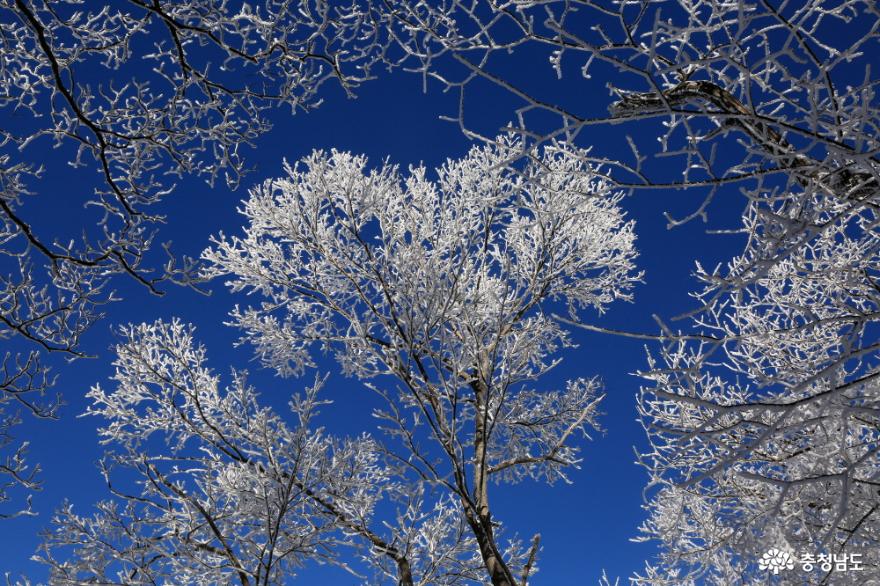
[36,319,486,585]
[634,199,880,584]
[37,134,642,586]
[373,1,880,582]
[0,0,397,514]
[199,136,639,584]
[16,0,879,580]
[634,166,880,583]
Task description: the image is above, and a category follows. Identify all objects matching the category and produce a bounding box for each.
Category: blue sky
[2,47,749,583]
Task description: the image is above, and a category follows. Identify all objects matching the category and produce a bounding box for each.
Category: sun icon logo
[759,548,795,574]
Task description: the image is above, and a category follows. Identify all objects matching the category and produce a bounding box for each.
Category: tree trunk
[397,556,414,586]
[465,510,518,586]
[470,371,519,586]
